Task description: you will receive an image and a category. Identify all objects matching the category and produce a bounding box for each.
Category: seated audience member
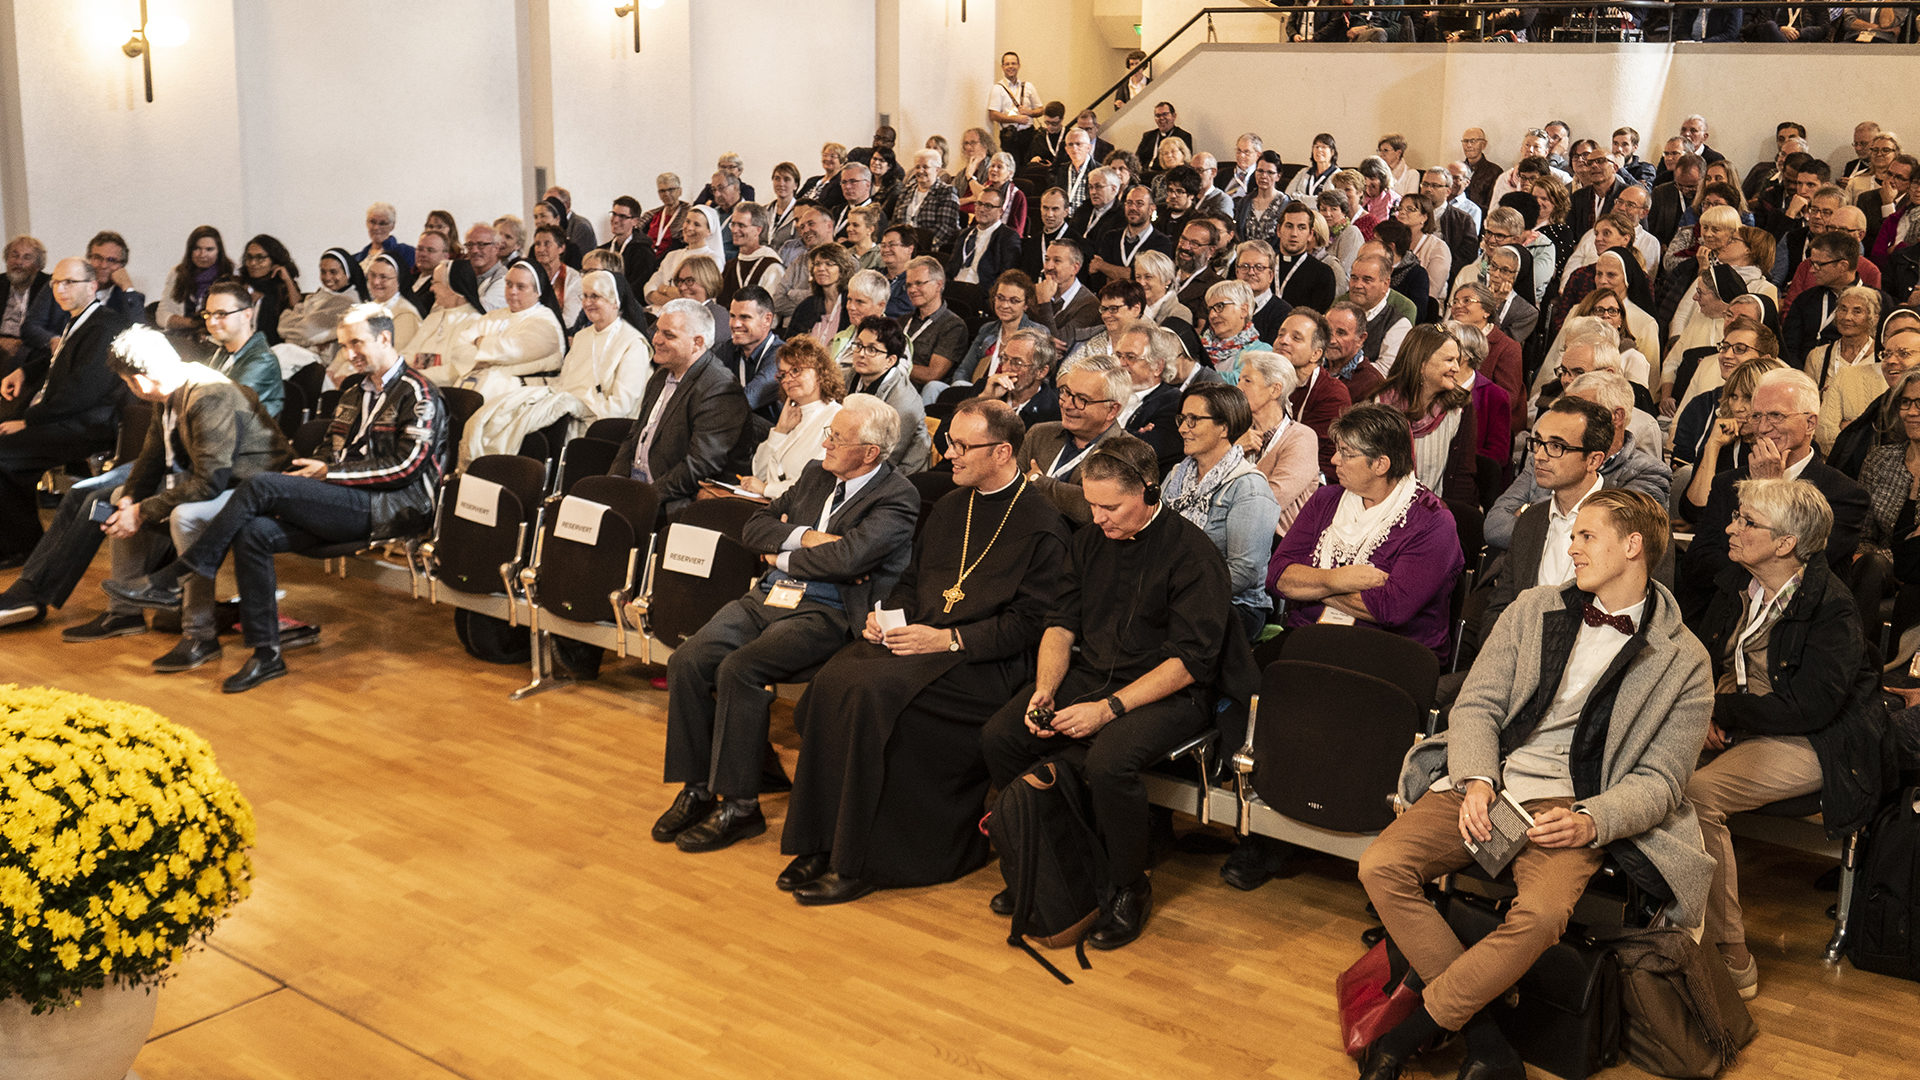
[1829,316,1920,477]
[642,173,690,259]
[738,337,845,500]
[876,223,920,319]
[531,199,584,272]
[461,270,650,461]
[947,188,1022,300]
[1318,190,1364,275]
[1480,242,1540,346]
[1110,317,1182,468]
[238,234,302,346]
[982,433,1239,949]
[1358,489,1713,1080]
[16,233,141,367]
[1172,218,1227,311]
[1033,239,1102,348]
[1166,383,1281,638]
[1200,279,1272,384]
[1018,353,1129,525]
[899,257,969,400]
[954,271,1042,385]
[1809,286,1881,452]
[611,299,753,524]
[711,285,784,428]
[1394,194,1454,315]
[1687,477,1884,1000]
[764,163,802,253]
[402,261,487,385]
[72,327,292,671]
[1234,151,1287,243]
[773,206,836,323]
[1549,295,1656,398]
[601,195,661,303]
[1679,369,1870,622]
[1681,358,1785,518]
[1234,350,1318,535]
[644,206,726,310]
[1021,188,1073,284]
[1068,167,1123,254]
[107,304,448,693]
[842,210,882,278]
[0,236,50,364]
[969,152,1028,236]
[670,253,729,330]
[492,215,526,264]
[1089,185,1171,287]
[1783,233,1876,368]
[155,226,233,334]
[1561,184,1662,287]
[1269,404,1465,661]
[279,248,368,380]
[1366,324,1477,504]
[1132,248,1194,328]
[365,252,422,348]
[650,394,920,855]
[1158,324,1215,393]
[1673,329,1780,470]
[777,399,1072,904]
[1445,321,1511,488]
[529,225,581,328]
[197,279,285,419]
[1368,224,1430,322]
[800,145,846,206]
[1154,165,1202,240]
[1448,283,1527,436]
[828,270,905,368]
[970,327,1060,428]
[0,257,132,566]
[1541,338,1662,453]
[1275,308,1347,478]
[1344,252,1416,376]
[832,163,884,239]
[1326,300,1382,397]
[1858,370,1920,555]
[897,149,963,255]
[458,260,567,399]
[842,316,932,473]
[788,243,859,347]
[354,202,414,273]
[1272,202,1339,314]
[1231,239,1292,344]
[463,224,509,310]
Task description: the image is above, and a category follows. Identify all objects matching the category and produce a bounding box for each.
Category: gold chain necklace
[941,478,1027,613]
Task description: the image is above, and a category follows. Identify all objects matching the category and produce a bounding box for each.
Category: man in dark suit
[1172,218,1226,313]
[1780,233,1888,368]
[1032,238,1102,351]
[1482,398,1615,633]
[598,195,659,303]
[1019,188,1073,284]
[1134,102,1193,175]
[1067,167,1124,256]
[1678,368,1869,624]
[1088,184,1172,288]
[649,394,920,854]
[0,257,129,566]
[611,299,754,525]
[1567,154,1629,242]
[1232,240,1292,344]
[1273,203,1338,315]
[944,188,1022,321]
[1646,154,1706,248]
[1052,129,1098,215]
[1112,319,1183,470]
[1072,110,1116,173]
[1,236,50,369]
[18,233,146,364]
[709,286,783,429]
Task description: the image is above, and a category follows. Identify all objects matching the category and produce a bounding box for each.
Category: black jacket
[0,270,49,365]
[1135,126,1195,170]
[1696,559,1888,835]
[945,225,1023,290]
[739,461,920,622]
[1679,452,1870,624]
[21,301,130,431]
[321,363,449,540]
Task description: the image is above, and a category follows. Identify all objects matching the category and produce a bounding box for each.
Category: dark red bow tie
[1583,603,1635,636]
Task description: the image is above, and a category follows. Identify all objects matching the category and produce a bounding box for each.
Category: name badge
[1317,607,1356,626]
[765,581,806,609]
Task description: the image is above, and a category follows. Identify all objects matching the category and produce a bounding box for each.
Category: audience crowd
[1,52,1913,1073]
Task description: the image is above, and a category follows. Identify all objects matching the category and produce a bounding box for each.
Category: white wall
[997,0,1138,121]
[884,0,997,153]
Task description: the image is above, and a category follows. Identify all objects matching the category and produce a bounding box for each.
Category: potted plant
[0,685,256,1080]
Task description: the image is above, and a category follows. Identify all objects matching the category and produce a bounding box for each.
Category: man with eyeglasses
[776,397,1070,905]
[354,201,414,274]
[598,195,659,304]
[1845,132,1900,201]
[0,236,49,368]
[1229,239,1291,344]
[0,256,131,567]
[1089,185,1170,288]
[832,163,884,240]
[1018,353,1128,525]
[1561,184,1662,290]
[1783,233,1886,368]
[1678,368,1868,622]
[972,327,1059,427]
[1785,203,1882,306]
[1865,152,1917,271]
[19,233,143,364]
[198,280,284,420]
[1456,130,1501,215]
[945,189,1021,295]
[651,394,920,857]
[1423,168,1478,277]
[462,223,508,311]
[1773,183,1842,290]
[1483,397,1624,634]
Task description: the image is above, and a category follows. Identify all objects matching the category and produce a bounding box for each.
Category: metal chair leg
[1825,830,1861,964]
[510,570,572,700]
[1191,740,1214,826]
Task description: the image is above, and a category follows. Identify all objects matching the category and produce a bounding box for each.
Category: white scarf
[1310,473,1421,570]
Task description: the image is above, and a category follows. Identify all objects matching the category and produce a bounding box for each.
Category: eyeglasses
[1886,347,1920,363]
[1591,306,1622,318]
[1112,350,1149,365]
[1174,413,1217,428]
[776,367,811,381]
[1057,388,1114,410]
[1237,262,1273,274]
[87,253,126,267]
[673,276,698,286]
[242,252,271,263]
[1749,410,1810,428]
[1716,341,1759,357]
[946,437,1007,456]
[1731,511,1777,533]
[1526,436,1588,459]
[1897,397,1920,413]
[201,307,248,322]
[847,342,887,357]
[999,356,1037,371]
[1870,146,1897,156]
[1097,303,1133,315]
[1207,301,1237,315]
[1554,365,1589,379]
[822,433,874,449]
[1331,445,1375,461]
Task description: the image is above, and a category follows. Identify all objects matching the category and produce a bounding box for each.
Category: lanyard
[1277,253,1309,295]
[1048,438,1095,478]
[1120,227,1152,265]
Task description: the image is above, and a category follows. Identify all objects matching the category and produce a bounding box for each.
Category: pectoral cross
[941,585,965,613]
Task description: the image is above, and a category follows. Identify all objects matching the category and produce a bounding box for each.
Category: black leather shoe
[279,620,322,650]
[102,579,182,611]
[0,600,46,628]
[1088,879,1153,951]
[60,611,148,642]
[1358,1042,1411,1080]
[793,873,878,906]
[221,651,287,694]
[1220,836,1297,892]
[650,789,717,843]
[675,801,766,852]
[776,853,831,891]
[1454,1056,1525,1080]
[989,888,1014,916]
[1360,925,1388,947]
[152,636,222,673]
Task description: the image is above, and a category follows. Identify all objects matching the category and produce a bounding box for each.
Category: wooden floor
[2,554,1915,1080]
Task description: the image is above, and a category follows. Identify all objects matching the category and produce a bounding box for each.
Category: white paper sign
[874,605,908,632]
[661,523,722,579]
[553,495,608,547]
[454,474,502,528]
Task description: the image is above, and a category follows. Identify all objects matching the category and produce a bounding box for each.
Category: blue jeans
[177,472,372,649]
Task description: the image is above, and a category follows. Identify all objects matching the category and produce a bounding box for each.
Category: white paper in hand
[453,474,502,528]
[874,605,908,632]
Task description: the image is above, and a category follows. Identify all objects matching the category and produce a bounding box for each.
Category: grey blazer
[739,460,920,623]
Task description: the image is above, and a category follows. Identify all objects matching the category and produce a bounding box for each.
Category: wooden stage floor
[1,555,1914,1079]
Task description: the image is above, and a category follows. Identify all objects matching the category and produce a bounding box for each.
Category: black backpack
[985,757,1107,984]
[1848,786,1920,981]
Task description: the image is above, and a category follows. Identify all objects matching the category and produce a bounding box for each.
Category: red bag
[1336,939,1422,1059]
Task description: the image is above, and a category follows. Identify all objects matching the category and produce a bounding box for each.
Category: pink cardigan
[1256,418,1323,536]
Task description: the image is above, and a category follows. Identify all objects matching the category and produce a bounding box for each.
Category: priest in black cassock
[779,399,1072,905]
[982,433,1238,951]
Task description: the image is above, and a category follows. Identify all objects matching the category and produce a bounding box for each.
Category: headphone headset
[1092,444,1160,506]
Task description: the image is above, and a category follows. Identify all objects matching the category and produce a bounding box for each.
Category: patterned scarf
[1165,446,1249,529]
[1204,324,1260,370]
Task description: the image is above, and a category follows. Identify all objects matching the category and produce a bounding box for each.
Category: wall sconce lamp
[122,1,187,103]
[613,0,663,53]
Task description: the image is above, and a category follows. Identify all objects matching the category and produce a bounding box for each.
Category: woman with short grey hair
[1235,350,1319,535]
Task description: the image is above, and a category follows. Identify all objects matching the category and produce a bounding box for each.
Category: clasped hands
[1457,779,1595,850]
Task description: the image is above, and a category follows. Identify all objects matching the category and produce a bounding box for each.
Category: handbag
[1444,892,1621,1080]
[1592,926,1756,1078]
[1335,939,1421,1059]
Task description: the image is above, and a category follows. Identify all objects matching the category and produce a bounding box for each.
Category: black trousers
[176,472,372,649]
[664,591,849,798]
[7,463,129,606]
[981,667,1207,889]
[0,418,116,557]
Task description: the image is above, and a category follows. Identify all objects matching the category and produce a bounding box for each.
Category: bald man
[1783,204,1882,307]
[0,257,131,565]
[1459,127,1503,213]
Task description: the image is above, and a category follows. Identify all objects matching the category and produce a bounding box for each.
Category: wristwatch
[1106,694,1127,718]
[948,628,962,652]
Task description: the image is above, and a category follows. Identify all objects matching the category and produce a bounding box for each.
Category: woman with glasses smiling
[1830,318,1920,477]
[842,315,930,473]
[1164,383,1279,640]
[1811,286,1883,452]
[738,337,846,499]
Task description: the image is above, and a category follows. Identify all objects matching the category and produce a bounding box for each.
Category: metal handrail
[1084,3,1917,115]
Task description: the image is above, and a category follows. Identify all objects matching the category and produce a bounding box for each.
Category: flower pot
[0,982,158,1080]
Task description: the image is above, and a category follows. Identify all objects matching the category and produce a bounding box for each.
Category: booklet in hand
[1463,787,1536,878]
